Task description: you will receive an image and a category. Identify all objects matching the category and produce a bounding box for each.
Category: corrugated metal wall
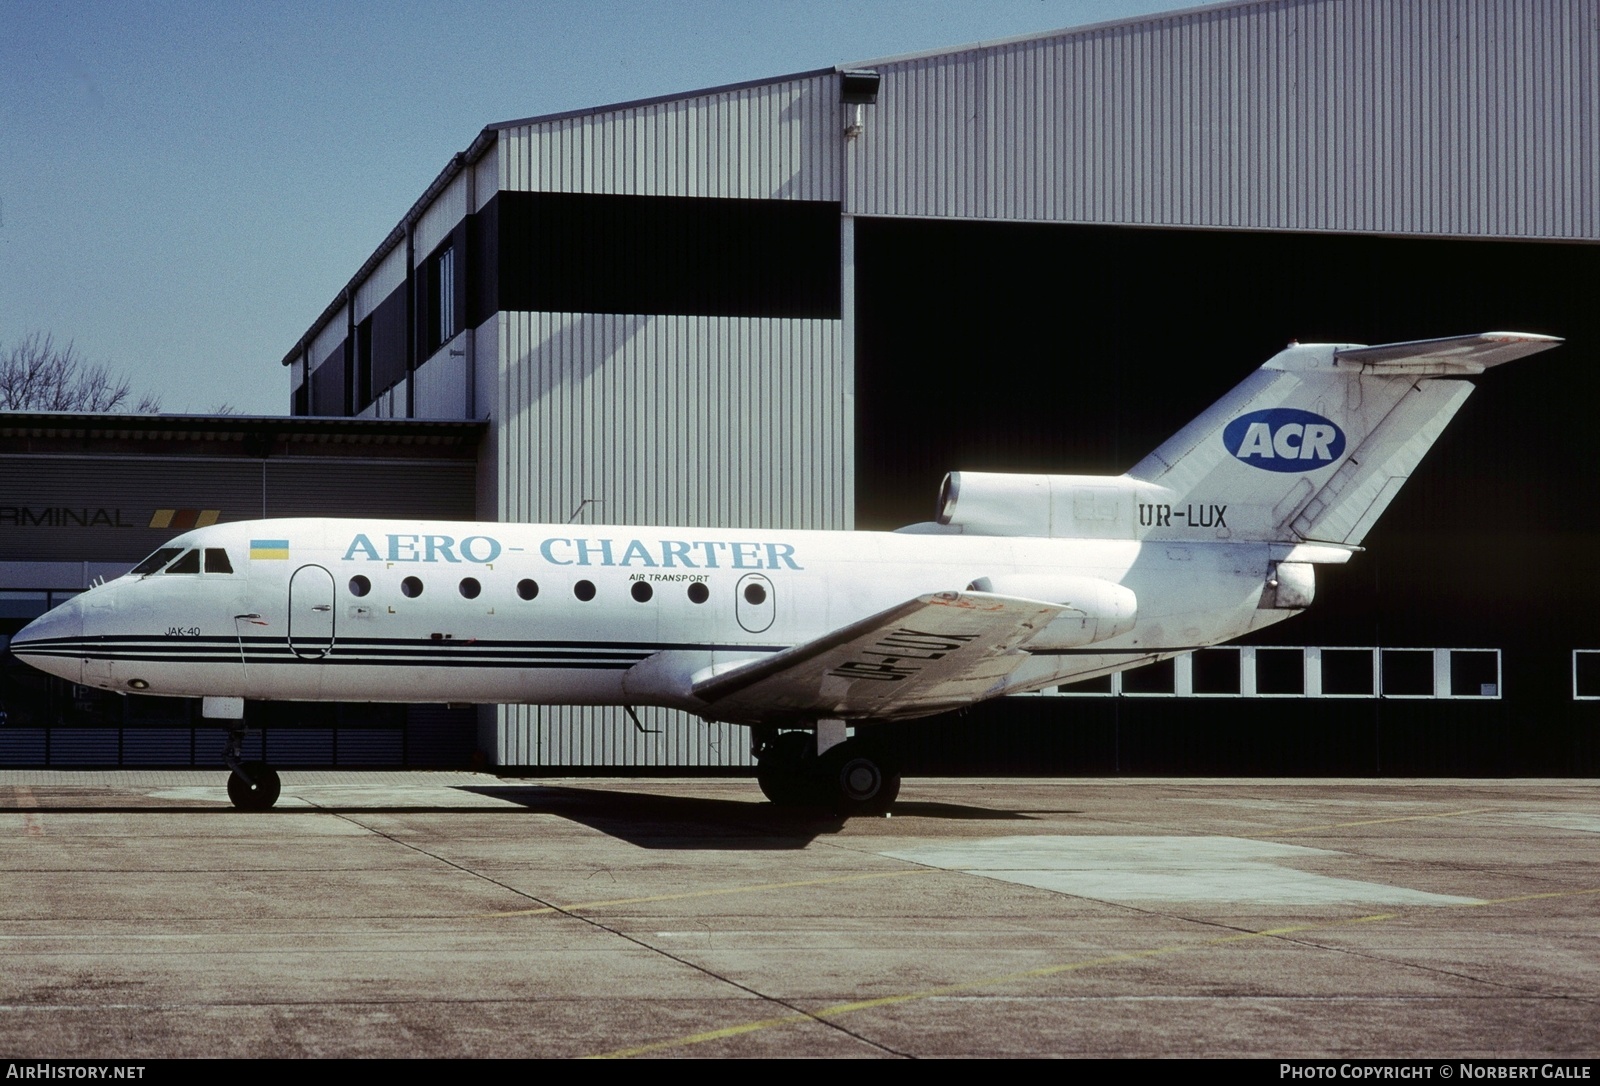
[495,312,848,529]
[848,0,1599,238]
[492,310,847,766]
[497,73,843,202]
[354,245,407,321]
[309,309,345,368]
[415,172,469,258]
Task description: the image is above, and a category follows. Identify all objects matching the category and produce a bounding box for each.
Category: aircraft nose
[10,595,86,684]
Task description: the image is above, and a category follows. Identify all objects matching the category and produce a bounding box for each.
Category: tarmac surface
[0,771,1595,1058]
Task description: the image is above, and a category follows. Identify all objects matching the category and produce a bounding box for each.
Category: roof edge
[486,66,836,134]
[0,411,487,436]
[843,0,1257,69]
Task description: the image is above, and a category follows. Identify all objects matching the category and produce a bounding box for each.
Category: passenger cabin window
[165,550,201,574]
[204,549,233,573]
[132,548,182,576]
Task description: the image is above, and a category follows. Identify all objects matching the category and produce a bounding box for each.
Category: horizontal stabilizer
[694,591,1062,724]
[1335,332,1562,374]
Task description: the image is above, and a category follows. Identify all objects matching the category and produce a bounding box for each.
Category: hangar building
[273,0,1598,775]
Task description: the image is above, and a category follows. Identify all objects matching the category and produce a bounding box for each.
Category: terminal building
[0,415,484,768]
[7,0,1598,773]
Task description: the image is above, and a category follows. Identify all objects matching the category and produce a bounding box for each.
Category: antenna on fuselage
[623,705,661,735]
[568,498,603,523]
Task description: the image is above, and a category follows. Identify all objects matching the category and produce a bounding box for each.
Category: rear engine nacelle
[936,471,1169,539]
[968,573,1137,649]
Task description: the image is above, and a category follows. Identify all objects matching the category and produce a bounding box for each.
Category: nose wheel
[226,761,281,811]
[221,716,281,810]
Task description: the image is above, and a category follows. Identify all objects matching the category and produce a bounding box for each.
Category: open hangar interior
[9,0,1590,775]
[855,220,1600,774]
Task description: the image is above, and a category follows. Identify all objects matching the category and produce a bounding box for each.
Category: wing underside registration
[694,591,1063,724]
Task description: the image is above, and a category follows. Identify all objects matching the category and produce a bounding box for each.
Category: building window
[1572,651,1600,699]
[1043,646,1501,700]
[429,245,456,349]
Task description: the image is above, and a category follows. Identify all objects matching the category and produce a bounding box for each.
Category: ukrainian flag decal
[249,539,290,561]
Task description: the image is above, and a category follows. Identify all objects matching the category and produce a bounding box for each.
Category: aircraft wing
[693,591,1064,725]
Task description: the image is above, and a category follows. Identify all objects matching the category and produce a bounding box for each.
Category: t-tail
[1123,332,1561,545]
[924,332,1560,604]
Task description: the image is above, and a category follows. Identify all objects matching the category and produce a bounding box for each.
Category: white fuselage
[14,517,1290,723]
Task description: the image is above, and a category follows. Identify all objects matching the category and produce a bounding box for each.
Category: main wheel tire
[756,731,820,806]
[227,762,281,811]
[823,745,900,815]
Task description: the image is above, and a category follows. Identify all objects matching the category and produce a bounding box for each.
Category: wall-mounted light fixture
[840,70,881,139]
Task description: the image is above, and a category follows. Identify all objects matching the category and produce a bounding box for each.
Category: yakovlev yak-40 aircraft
[13,332,1560,812]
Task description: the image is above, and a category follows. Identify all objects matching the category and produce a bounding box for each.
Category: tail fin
[1128,332,1561,545]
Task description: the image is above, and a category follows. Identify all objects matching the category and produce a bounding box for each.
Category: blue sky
[1,1,1213,414]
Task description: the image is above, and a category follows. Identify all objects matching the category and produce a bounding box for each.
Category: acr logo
[1223,409,1346,472]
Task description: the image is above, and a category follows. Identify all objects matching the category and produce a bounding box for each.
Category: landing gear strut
[210,697,281,811]
[753,726,900,815]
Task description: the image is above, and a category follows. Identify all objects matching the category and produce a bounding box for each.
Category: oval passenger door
[288,565,336,659]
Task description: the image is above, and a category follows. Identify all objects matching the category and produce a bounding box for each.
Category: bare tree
[0,332,162,412]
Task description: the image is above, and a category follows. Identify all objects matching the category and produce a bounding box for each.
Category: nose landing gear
[207,697,282,811]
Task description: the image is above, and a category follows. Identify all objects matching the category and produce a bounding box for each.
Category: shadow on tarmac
[0,782,1057,850]
[457,785,1048,848]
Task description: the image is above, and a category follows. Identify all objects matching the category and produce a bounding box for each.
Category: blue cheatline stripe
[8,634,788,653]
[7,634,790,670]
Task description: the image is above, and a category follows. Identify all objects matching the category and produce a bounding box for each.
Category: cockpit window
[164,550,201,574]
[204,548,233,573]
[132,547,183,576]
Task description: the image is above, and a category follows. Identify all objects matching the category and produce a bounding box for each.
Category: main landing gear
[753,725,900,815]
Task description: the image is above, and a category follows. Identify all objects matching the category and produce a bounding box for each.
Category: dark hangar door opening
[853,219,1600,740]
